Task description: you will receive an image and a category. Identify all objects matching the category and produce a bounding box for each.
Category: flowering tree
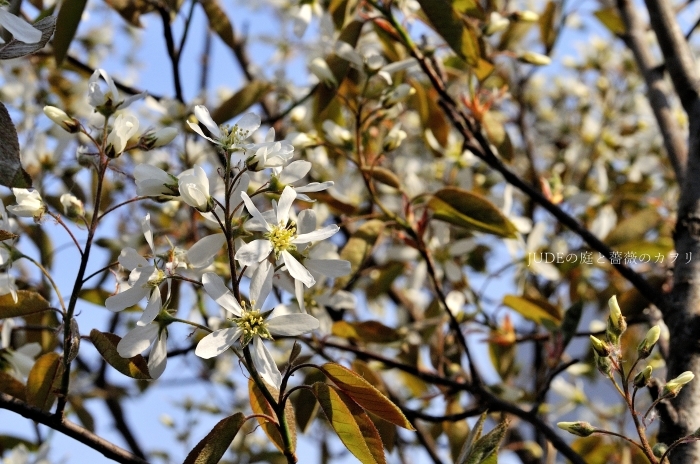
[2,0,700,463]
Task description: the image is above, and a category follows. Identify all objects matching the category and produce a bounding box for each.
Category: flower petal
[268,314,319,336]
[241,192,269,229]
[194,327,242,359]
[187,121,218,144]
[141,214,155,255]
[282,251,315,287]
[117,324,159,358]
[0,10,41,43]
[249,259,273,305]
[202,273,242,316]
[252,336,282,388]
[276,186,296,225]
[304,259,351,277]
[105,285,148,312]
[235,239,272,267]
[118,248,149,271]
[293,224,339,244]
[279,160,311,185]
[194,105,221,138]
[137,289,161,326]
[235,113,261,137]
[187,233,225,268]
[296,209,316,235]
[148,331,168,379]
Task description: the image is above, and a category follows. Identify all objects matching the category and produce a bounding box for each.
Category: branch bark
[0,393,148,464]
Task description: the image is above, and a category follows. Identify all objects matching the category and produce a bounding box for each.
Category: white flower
[88,69,145,113]
[322,120,352,146]
[246,128,295,170]
[271,160,333,201]
[141,127,178,150]
[195,268,319,387]
[117,323,168,379]
[383,123,407,151]
[106,113,140,157]
[309,58,337,87]
[7,189,45,222]
[59,193,84,217]
[43,106,79,133]
[134,164,179,197]
[0,8,41,44]
[1,319,41,379]
[105,215,165,325]
[188,106,260,153]
[235,186,340,287]
[178,164,211,211]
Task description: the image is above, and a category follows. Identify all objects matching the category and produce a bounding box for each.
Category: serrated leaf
[26,352,63,412]
[322,363,414,430]
[594,7,625,35]
[53,0,88,65]
[417,0,480,65]
[502,295,562,325]
[361,167,401,189]
[0,103,31,189]
[331,321,402,344]
[0,16,55,60]
[335,219,384,289]
[211,81,272,124]
[429,187,517,238]
[183,412,246,464]
[89,330,151,380]
[0,291,49,319]
[313,383,383,464]
[0,371,26,400]
[200,0,236,50]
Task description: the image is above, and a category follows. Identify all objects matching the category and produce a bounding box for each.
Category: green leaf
[462,419,509,464]
[502,295,562,325]
[211,81,272,125]
[482,111,513,161]
[0,371,26,401]
[89,330,151,380]
[0,16,56,60]
[361,167,402,189]
[313,383,384,464]
[335,219,385,289]
[26,224,53,269]
[539,1,557,53]
[321,363,414,430]
[248,379,293,453]
[0,291,50,319]
[456,412,486,463]
[0,103,31,189]
[292,370,325,433]
[104,0,155,27]
[604,208,660,247]
[452,0,484,18]
[26,352,63,412]
[331,321,402,344]
[428,187,517,238]
[199,0,236,50]
[417,0,480,65]
[183,412,246,464]
[559,301,583,349]
[594,7,626,35]
[69,395,95,432]
[53,0,88,66]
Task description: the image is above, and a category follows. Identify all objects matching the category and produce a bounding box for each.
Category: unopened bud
[383,124,407,152]
[518,51,552,66]
[595,352,613,377]
[590,336,611,357]
[634,366,653,388]
[483,12,509,35]
[512,10,539,22]
[557,421,596,437]
[43,106,80,133]
[384,83,416,107]
[662,371,695,398]
[652,443,668,458]
[141,127,178,150]
[637,326,660,359]
[606,295,626,345]
[59,193,84,218]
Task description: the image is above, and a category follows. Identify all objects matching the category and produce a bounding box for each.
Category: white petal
[294,181,334,193]
[276,186,296,225]
[0,10,41,44]
[194,327,242,359]
[235,113,261,137]
[304,259,351,277]
[117,324,159,357]
[282,251,315,287]
[252,336,282,388]
[293,224,339,244]
[202,273,242,316]
[137,289,161,326]
[105,285,148,312]
[118,248,149,270]
[295,279,306,313]
[187,233,226,268]
[194,105,221,138]
[241,192,269,229]
[249,259,273,305]
[268,314,319,336]
[235,239,272,266]
[141,215,154,255]
[148,331,168,379]
[187,121,218,144]
[297,209,317,235]
[279,160,311,184]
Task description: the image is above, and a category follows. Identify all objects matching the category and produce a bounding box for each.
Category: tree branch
[0,393,148,464]
[617,0,688,182]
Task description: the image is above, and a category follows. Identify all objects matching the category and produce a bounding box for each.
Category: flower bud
[606,295,627,345]
[59,193,84,218]
[7,188,46,222]
[637,326,660,359]
[512,10,539,22]
[141,127,178,150]
[309,58,338,87]
[652,443,668,458]
[483,12,509,35]
[662,371,695,398]
[383,124,407,152]
[634,366,653,388]
[43,106,80,133]
[322,120,352,147]
[106,114,140,158]
[557,421,596,437]
[518,51,552,66]
[594,352,613,377]
[590,336,611,357]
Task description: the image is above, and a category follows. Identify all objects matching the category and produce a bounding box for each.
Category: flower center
[146,269,166,288]
[266,224,297,256]
[235,304,271,345]
[218,124,250,151]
